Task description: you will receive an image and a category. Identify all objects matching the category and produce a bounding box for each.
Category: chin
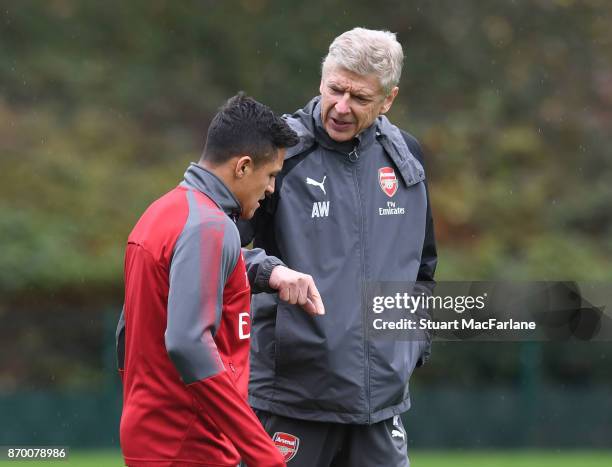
[330,132,353,143]
[326,128,352,142]
[241,208,257,220]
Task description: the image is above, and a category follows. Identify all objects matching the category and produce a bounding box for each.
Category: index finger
[306,283,325,315]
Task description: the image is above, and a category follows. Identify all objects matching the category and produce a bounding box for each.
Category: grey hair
[321,27,404,95]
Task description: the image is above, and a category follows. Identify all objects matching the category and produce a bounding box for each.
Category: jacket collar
[284,96,425,187]
[181,163,242,220]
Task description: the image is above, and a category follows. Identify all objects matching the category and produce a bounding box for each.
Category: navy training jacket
[241,97,437,424]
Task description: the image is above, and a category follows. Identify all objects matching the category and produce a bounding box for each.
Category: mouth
[329,117,353,131]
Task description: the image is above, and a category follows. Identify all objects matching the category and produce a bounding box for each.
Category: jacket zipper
[348,145,371,423]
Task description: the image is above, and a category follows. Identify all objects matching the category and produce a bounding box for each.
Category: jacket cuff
[255,256,285,293]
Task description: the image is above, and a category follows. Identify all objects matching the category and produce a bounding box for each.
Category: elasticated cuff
[255,256,285,293]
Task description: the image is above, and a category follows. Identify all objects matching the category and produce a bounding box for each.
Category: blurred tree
[1,0,611,387]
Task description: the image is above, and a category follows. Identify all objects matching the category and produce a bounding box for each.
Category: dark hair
[201,92,298,166]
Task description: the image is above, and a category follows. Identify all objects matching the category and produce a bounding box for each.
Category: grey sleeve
[413,282,434,367]
[116,306,125,371]
[401,130,437,284]
[165,209,239,384]
[242,247,285,294]
[402,130,437,366]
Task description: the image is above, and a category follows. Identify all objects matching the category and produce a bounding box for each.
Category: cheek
[361,106,378,125]
[355,108,371,125]
[321,96,334,116]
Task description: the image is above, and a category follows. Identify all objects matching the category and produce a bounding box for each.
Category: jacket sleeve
[242,248,285,294]
[116,306,125,381]
[402,131,438,284]
[166,217,284,466]
[402,131,438,367]
[238,195,285,295]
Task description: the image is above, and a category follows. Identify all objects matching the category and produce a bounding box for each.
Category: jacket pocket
[368,340,423,412]
[273,303,293,371]
[274,302,326,372]
[250,293,279,371]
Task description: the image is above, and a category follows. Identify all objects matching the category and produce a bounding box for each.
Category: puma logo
[306,176,327,195]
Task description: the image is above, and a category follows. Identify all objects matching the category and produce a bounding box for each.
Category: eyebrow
[328,81,375,99]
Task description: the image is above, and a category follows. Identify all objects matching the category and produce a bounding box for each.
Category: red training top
[117,164,285,467]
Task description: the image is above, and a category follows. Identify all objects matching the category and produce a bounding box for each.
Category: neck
[198,160,235,191]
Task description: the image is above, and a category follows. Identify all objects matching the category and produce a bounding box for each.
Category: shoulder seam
[127,242,168,273]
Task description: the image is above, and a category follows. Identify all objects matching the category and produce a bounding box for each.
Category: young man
[116,93,322,466]
[240,29,437,466]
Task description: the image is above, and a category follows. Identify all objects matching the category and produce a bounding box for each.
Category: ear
[380,86,399,115]
[234,155,253,179]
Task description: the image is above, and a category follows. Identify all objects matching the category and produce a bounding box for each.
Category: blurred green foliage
[1,0,612,393]
[2,0,611,300]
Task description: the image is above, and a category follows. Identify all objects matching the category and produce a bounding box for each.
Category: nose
[266,178,276,195]
[334,93,351,114]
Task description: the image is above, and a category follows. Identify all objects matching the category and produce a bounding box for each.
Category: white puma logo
[306,176,327,195]
[392,415,405,440]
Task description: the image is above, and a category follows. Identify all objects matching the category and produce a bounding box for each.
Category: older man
[242,29,437,466]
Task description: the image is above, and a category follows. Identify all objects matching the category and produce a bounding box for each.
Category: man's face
[319,67,398,142]
[236,149,284,219]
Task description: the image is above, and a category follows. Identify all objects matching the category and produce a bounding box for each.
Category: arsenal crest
[378,167,398,197]
[272,432,300,462]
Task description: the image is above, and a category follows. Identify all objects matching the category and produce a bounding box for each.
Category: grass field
[2,450,612,466]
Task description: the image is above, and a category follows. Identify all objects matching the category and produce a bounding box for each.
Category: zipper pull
[348,147,359,162]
